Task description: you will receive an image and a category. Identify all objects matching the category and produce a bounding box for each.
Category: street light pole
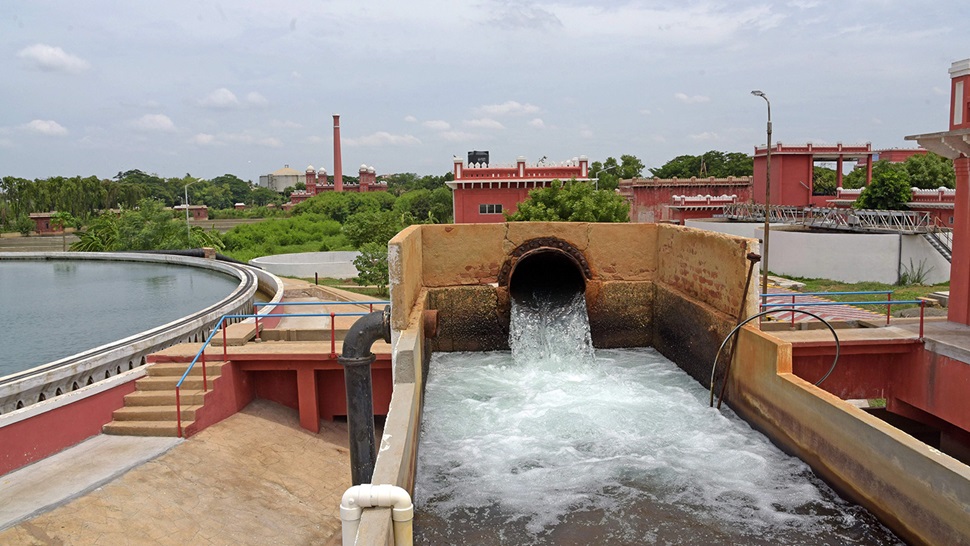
[751,90,772,305]
[593,164,618,191]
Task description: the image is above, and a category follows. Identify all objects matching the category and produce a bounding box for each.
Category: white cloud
[130,114,176,132]
[198,88,268,109]
[21,119,69,136]
[219,131,283,148]
[528,118,545,128]
[439,131,479,143]
[271,119,303,129]
[188,133,219,146]
[199,88,241,109]
[476,101,540,116]
[674,93,710,104]
[639,109,652,115]
[245,92,269,107]
[17,44,89,73]
[423,120,451,131]
[579,129,594,138]
[404,115,418,123]
[689,131,719,141]
[344,132,421,147]
[464,118,505,130]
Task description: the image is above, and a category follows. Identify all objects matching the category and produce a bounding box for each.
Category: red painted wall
[0,381,135,476]
[250,365,393,420]
[791,339,969,438]
[453,186,535,223]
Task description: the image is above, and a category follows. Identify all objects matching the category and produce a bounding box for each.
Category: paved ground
[763,286,888,323]
[0,400,354,545]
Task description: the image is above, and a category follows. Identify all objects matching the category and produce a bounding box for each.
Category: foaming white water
[414,297,900,545]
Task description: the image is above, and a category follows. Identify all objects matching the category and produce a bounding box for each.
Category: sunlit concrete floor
[0,399,354,545]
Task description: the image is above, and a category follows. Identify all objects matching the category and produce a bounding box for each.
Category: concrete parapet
[730,326,970,546]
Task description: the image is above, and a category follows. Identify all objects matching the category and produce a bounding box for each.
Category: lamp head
[751,90,765,98]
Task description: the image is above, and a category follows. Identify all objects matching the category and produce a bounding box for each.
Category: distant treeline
[0,169,455,232]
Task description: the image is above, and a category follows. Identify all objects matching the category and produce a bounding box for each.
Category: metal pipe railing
[760,299,926,338]
[252,301,389,342]
[762,290,898,327]
[173,300,389,438]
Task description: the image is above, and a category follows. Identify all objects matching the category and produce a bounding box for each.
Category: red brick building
[619,177,752,223]
[448,155,590,223]
[752,143,876,208]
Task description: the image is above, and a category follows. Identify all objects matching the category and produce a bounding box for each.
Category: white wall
[686,220,950,284]
[250,251,361,279]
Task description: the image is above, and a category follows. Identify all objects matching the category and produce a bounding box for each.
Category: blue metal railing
[760,290,926,337]
[173,300,390,437]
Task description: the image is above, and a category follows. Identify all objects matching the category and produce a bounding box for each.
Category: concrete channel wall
[730,327,970,546]
[355,221,969,545]
[356,222,759,544]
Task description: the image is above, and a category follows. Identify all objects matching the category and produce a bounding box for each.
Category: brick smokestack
[333,114,343,192]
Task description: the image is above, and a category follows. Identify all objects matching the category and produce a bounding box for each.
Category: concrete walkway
[0,399,353,545]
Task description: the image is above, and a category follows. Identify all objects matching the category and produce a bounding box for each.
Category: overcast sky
[3,1,969,183]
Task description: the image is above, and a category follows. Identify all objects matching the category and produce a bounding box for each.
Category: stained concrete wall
[390,223,757,355]
[360,222,759,545]
[361,222,969,546]
[730,327,970,546]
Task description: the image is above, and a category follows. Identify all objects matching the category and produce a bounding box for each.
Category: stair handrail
[173,300,389,438]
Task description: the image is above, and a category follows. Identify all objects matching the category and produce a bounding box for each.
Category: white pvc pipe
[341,484,414,546]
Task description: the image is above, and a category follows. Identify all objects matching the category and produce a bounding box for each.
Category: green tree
[293,191,395,222]
[343,210,403,248]
[354,242,389,296]
[211,174,253,204]
[250,186,282,207]
[505,179,630,222]
[72,199,223,251]
[812,166,837,196]
[904,153,955,189]
[649,150,753,178]
[842,167,867,189]
[855,162,911,210]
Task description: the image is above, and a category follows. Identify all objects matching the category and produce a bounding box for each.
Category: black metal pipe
[337,307,391,485]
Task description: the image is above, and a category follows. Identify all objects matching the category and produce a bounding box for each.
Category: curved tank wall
[0,252,274,414]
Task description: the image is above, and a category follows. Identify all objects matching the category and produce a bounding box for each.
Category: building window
[479,204,503,214]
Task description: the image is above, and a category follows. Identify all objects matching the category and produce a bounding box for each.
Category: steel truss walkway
[719,204,953,262]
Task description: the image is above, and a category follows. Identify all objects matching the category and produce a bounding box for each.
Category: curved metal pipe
[338,307,391,485]
[709,308,841,409]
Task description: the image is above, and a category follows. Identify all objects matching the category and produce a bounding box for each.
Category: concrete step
[103,420,189,437]
[146,362,223,378]
[136,376,208,391]
[123,390,207,406]
[112,405,201,422]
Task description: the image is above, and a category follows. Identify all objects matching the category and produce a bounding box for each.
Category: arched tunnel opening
[508,249,587,307]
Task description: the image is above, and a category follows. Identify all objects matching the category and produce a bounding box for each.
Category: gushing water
[414,293,901,545]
